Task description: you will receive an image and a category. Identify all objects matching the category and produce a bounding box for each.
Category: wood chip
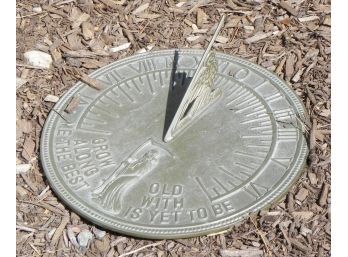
[132,3,149,15]
[99,0,125,9]
[287,192,295,213]
[81,22,94,40]
[44,94,59,103]
[78,73,103,90]
[187,35,201,42]
[295,188,309,201]
[16,225,37,233]
[216,36,229,44]
[279,1,298,17]
[298,16,320,23]
[176,2,186,7]
[137,13,162,19]
[20,173,38,193]
[22,136,35,161]
[275,56,286,75]
[16,185,28,197]
[308,172,317,185]
[220,248,264,257]
[65,95,80,113]
[16,77,27,89]
[63,49,98,58]
[50,215,70,247]
[291,67,305,83]
[16,163,32,174]
[110,42,131,53]
[289,238,311,253]
[42,5,67,18]
[196,8,206,27]
[244,31,272,44]
[319,183,329,206]
[292,211,314,221]
[67,33,83,50]
[323,15,331,26]
[309,118,317,157]
[72,12,90,29]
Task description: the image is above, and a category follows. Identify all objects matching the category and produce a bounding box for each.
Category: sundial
[41,16,308,239]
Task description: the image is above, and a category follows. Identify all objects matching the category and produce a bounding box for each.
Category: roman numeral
[129,59,156,74]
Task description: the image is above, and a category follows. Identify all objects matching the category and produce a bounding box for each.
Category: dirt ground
[16,0,331,256]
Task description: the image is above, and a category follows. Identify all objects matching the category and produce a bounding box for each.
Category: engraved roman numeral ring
[40,15,308,239]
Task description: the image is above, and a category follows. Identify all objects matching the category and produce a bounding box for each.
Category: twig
[249,215,273,257]
[16,225,37,233]
[16,63,46,70]
[29,243,41,255]
[16,11,47,19]
[50,215,70,247]
[118,241,165,257]
[19,200,66,216]
[319,183,329,206]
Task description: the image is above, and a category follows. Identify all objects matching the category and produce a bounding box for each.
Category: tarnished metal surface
[40,49,308,239]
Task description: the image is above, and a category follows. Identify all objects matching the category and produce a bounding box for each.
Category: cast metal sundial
[41,16,308,239]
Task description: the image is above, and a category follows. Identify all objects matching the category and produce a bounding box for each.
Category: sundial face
[41,48,308,239]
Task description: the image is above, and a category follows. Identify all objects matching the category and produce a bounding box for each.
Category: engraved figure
[92,140,171,213]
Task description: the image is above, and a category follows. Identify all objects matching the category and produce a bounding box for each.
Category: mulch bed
[16,0,331,256]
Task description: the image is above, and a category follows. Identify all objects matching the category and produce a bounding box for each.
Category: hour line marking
[250,125,272,130]
[271,157,292,169]
[100,95,122,107]
[235,98,258,108]
[90,106,118,119]
[252,79,268,90]
[218,166,251,180]
[273,108,294,120]
[212,187,221,195]
[226,91,249,106]
[234,102,262,114]
[246,144,270,148]
[277,127,298,141]
[144,73,155,95]
[118,85,135,103]
[128,80,142,94]
[244,182,269,199]
[264,92,282,103]
[234,162,259,173]
[226,85,244,100]
[195,177,214,201]
[245,108,266,118]
[212,177,230,192]
[241,116,269,124]
[235,151,266,160]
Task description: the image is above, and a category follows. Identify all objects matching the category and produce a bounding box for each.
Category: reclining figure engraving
[91,140,171,213]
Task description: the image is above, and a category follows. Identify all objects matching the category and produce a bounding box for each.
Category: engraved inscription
[92,140,173,214]
[55,126,116,191]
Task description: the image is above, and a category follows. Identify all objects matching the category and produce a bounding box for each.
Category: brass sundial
[41,16,308,239]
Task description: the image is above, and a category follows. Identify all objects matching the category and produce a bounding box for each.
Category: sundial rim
[40,48,309,239]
